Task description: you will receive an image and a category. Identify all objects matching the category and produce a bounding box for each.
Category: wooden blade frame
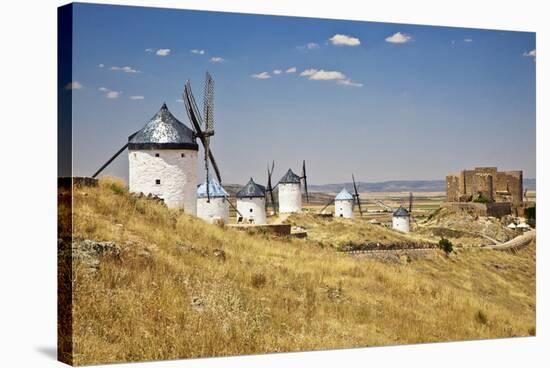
[301,160,309,203]
[183,81,222,184]
[352,174,363,216]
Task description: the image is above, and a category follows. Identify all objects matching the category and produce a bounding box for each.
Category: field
[59,178,536,365]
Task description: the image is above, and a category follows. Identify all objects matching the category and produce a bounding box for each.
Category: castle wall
[446,175,459,202]
[129,149,198,213]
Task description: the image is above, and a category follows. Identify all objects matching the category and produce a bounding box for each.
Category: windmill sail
[182,78,222,184]
[352,174,363,216]
[301,160,309,203]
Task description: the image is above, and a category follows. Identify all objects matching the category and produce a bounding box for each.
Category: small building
[128,103,199,212]
[392,206,410,233]
[334,188,354,218]
[196,178,229,224]
[278,168,302,213]
[236,178,267,224]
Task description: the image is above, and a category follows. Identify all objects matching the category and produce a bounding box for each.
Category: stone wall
[444,202,511,218]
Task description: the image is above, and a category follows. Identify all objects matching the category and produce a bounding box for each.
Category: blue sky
[69,3,536,185]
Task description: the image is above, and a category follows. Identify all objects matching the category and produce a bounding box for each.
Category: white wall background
[278,183,302,213]
[0,1,548,368]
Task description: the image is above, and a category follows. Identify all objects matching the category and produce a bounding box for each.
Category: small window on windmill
[155,179,161,185]
[155,153,160,157]
[181,153,185,158]
[249,208,253,213]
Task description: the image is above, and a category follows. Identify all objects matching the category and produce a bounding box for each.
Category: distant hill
[307,178,536,193]
[224,179,535,194]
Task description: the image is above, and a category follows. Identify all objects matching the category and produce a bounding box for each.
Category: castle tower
[334,188,354,218]
[236,178,266,224]
[278,168,302,213]
[196,178,229,224]
[392,206,410,233]
[128,103,199,213]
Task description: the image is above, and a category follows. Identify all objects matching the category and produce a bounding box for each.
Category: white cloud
[251,72,271,79]
[191,49,205,55]
[285,67,297,73]
[145,48,154,52]
[523,49,536,59]
[300,68,362,87]
[337,79,363,87]
[65,81,82,90]
[210,56,224,63]
[329,34,361,46]
[273,69,282,75]
[129,95,144,100]
[98,63,104,68]
[297,42,320,51]
[106,91,121,99]
[156,48,171,56]
[98,87,121,99]
[300,69,346,80]
[385,32,412,44]
[176,98,184,103]
[464,38,473,43]
[110,66,140,73]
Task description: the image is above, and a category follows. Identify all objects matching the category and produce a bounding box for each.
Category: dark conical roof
[393,206,410,217]
[128,103,198,150]
[236,178,266,198]
[279,168,301,184]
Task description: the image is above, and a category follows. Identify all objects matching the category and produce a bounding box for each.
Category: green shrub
[438,238,454,255]
[110,182,125,195]
[525,206,536,227]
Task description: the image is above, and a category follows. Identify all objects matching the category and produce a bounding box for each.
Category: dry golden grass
[68,177,535,365]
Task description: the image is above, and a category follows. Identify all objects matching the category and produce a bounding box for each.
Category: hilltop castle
[446,167,523,204]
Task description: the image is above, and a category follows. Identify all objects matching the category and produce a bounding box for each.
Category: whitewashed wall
[392,216,410,233]
[128,149,197,213]
[278,183,302,213]
[197,197,229,224]
[236,197,266,224]
[335,199,354,218]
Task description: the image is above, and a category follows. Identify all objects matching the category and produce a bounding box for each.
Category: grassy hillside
[66,178,535,365]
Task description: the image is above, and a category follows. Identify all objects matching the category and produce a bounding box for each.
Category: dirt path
[486,230,536,251]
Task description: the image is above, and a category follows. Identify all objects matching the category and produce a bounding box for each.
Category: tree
[438,237,454,256]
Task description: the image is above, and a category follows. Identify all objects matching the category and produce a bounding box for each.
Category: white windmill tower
[265,160,310,215]
[236,178,267,224]
[334,188,355,218]
[127,103,199,212]
[277,168,302,213]
[197,178,229,224]
[392,206,410,233]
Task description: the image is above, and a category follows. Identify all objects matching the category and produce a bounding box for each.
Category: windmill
[352,174,363,216]
[266,161,277,215]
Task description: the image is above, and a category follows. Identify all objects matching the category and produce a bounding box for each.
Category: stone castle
[446,167,523,204]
